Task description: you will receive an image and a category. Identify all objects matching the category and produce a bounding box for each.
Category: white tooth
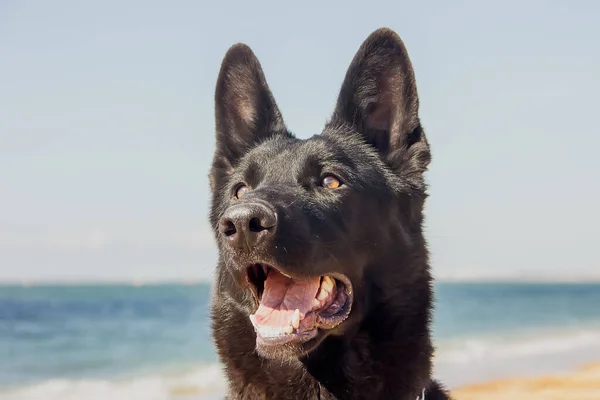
[284,325,293,334]
[291,309,300,329]
[317,276,335,301]
[322,276,335,292]
[317,287,329,301]
[312,298,321,308]
[249,314,257,326]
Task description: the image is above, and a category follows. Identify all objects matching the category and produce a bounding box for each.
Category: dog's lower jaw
[213,297,438,400]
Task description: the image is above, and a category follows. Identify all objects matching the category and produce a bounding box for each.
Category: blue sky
[1,1,599,282]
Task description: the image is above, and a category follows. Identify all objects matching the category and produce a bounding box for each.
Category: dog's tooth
[317,287,330,301]
[321,276,335,293]
[249,314,257,326]
[291,309,300,330]
[284,325,293,334]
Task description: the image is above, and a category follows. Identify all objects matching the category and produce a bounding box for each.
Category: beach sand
[451,363,600,400]
[184,362,600,400]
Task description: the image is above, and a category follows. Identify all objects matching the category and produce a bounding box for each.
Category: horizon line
[2,276,600,287]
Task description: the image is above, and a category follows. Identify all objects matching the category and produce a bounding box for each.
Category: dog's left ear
[211,44,290,191]
[328,28,430,177]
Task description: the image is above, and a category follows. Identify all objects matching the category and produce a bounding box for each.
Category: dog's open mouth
[246,264,353,345]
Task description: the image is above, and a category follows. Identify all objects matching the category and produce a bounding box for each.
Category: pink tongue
[253,269,321,329]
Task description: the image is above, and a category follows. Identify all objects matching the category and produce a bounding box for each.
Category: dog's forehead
[232,133,397,191]
[244,135,348,170]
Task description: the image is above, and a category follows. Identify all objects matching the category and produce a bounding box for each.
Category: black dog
[209,28,451,400]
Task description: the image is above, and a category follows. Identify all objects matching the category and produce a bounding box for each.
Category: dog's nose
[218,203,277,250]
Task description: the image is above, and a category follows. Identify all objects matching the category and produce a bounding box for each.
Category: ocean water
[1,283,599,399]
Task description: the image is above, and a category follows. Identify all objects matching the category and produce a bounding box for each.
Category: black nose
[218,203,277,250]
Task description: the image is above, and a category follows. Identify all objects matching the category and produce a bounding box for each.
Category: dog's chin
[243,263,354,360]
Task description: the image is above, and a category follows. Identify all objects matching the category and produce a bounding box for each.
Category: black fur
[209,28,452,400]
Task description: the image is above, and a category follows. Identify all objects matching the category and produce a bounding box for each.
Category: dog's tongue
[251,269,321,333]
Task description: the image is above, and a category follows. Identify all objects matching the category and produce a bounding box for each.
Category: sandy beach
[182,362,600,400]
[452,363,600,400]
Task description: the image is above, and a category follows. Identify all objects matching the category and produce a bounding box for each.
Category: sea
[1,282,599,399]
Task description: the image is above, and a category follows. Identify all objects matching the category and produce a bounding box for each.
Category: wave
[5,327,600,399]
[0,364,227,400]
[435,327,600,364]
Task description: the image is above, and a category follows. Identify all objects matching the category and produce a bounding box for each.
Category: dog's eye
[321,175,341,189]
[235,185,249,199]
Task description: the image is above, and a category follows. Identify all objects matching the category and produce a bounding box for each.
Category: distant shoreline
[2,278,600,286]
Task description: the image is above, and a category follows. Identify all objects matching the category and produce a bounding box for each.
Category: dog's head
[210,28,431,360]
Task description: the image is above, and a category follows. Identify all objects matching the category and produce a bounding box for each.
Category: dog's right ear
[211,44,290,191]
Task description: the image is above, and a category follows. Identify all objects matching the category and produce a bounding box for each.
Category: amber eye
[321,175,341,189]
[235,185,249,199]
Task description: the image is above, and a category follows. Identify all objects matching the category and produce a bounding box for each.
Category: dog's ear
[211,44,290,189]
[329,28,430,177]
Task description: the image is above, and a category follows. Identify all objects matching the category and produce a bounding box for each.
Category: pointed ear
[212,43,290,186]
[329,28,430,175]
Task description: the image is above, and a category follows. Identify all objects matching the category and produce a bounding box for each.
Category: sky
[1,1,599,283]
